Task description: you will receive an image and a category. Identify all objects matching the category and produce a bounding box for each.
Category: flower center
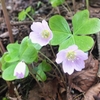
[41,30,50,39]
[66,51,76,61]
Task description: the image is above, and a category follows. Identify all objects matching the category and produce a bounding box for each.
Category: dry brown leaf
[28,84,41,100]
[84,83,100,100]
[28,78,58,100]
[68,54,98,92]
[41,78,58,100]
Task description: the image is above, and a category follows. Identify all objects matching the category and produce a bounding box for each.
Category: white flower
[14,61,26,79]
[29,20,53,46]
[56,45,88,75]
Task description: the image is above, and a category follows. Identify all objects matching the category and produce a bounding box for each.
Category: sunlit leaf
[73,10,100,35]
[49,15,71,45]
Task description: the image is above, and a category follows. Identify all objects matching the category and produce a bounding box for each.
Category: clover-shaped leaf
[49,15,71,45]
[73,10,100,35]
[59,35,94,52]
[19,37,38,64]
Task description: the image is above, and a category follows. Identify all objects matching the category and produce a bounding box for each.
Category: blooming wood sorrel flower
[29,20,53,46]
[56,45,88,75]
[14,61,26,79]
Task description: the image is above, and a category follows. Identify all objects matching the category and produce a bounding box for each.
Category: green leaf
[2,62,29,81]
[5,42,20,62]
[4,53,19,63]
[74,36,94,51]
[36,70,47,81]
[50,0,65,7]
[72,10,100,35]
[2,62,17,80]
[19,37,38,63]
[38,61,51,72]
[2,62,12,71]
[7,42,20,55]
[59,35,94,52]
[0,52,8,64]
[37,1,42,8]
[49,15,71,45]
[25,6,31,13]
[18,10,26,21]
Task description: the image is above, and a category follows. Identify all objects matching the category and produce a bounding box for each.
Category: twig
[14,87,22,100]
[10,21,33,26]
[96,32,100,77]
[1,0,14,43]
[86,0,89,11]
[0,40,6,54]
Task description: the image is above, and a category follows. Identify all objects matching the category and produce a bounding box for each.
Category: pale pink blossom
[29,20,53,46]
[56,45,88,75]
[14,61,26,79]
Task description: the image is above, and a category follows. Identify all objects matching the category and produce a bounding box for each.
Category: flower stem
[86,0,89,11]
[26,13,34,21]
[49,45,56,57]
[39,51,64,81]
[28,65,43,89]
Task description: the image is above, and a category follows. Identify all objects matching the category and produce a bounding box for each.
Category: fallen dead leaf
[41,78,58,100]
[28,84,41,100]
[84,83,100,100]
[68,54,98,92]
[28,78,59,100]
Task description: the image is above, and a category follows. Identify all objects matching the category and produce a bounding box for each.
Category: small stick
[0,40,6,54]
[1,0,14,43]
[10,21,33,26]
[86,0,89,11]
[96,32,100,77]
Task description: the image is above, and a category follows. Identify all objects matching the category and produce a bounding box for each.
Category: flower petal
[14,61,26,79]
[62,60,74,74]
[72,60,85,71]
[31,22,44,33]
[42,20,50,30]
[29,32,50,46]
[30,20,53,46]
[66,45,78,52]
[56,50,66,64]
[76,50,88,60]
[42,20,53,40]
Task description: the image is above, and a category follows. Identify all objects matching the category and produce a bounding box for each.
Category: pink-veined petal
[56,50,66,64]
[62,60,74,74]
[72,60,85,71]
[76,50,88,60]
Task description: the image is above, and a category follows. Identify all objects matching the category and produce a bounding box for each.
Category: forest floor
[0,0,100,100]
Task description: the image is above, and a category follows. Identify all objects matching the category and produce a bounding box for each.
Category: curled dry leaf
[84,83,100,100]
[68,54,98,92]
